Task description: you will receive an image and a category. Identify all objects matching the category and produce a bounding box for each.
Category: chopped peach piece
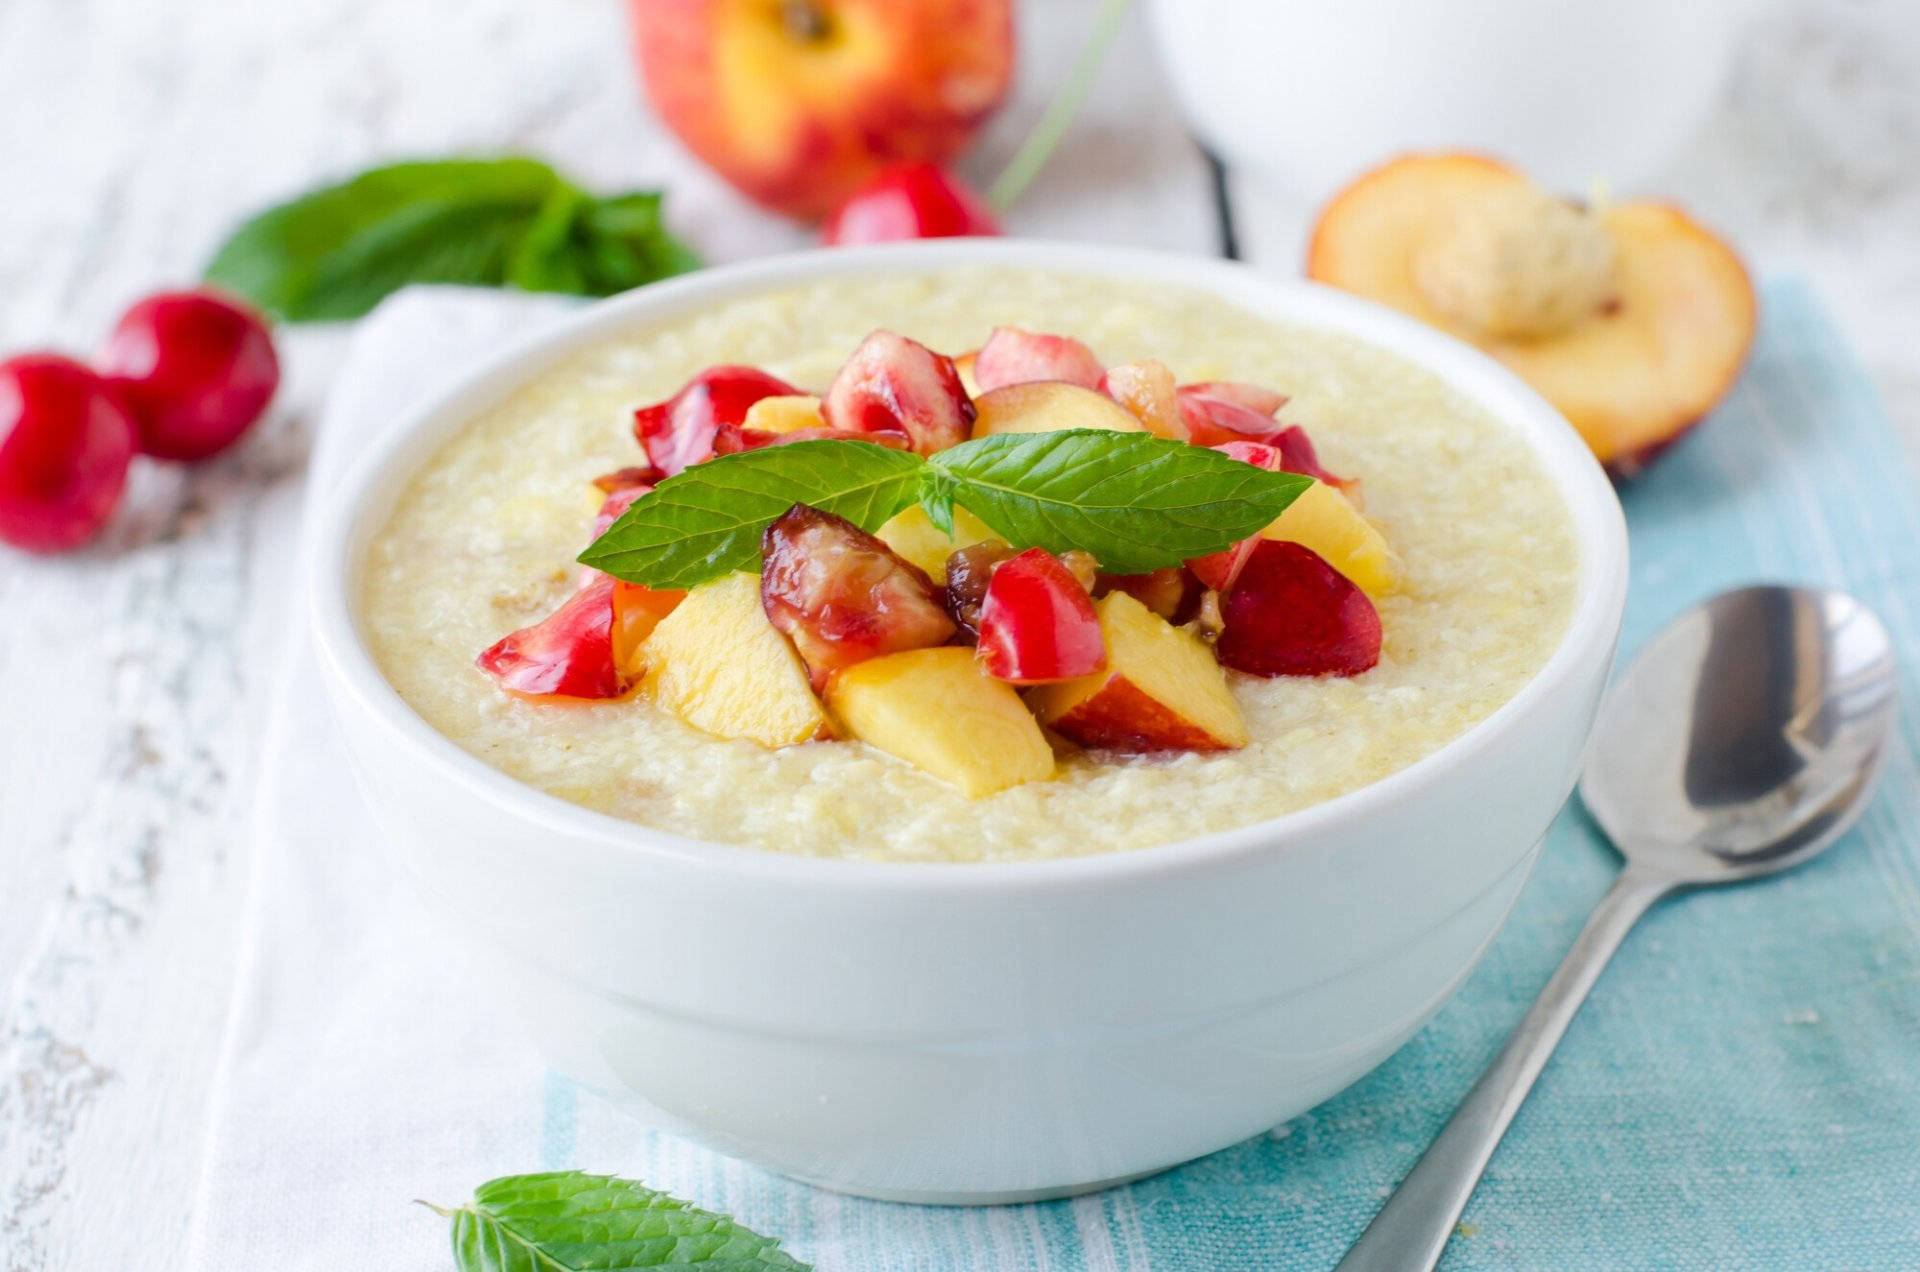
[827,647,1054,796]
[971,381,1145,439]
[875,503,999,581]
[1261,480,1400,598]
[641,573,832,747]
[1030,591,1247,752]
[1307,152,1756,476]
[741,394,827,434]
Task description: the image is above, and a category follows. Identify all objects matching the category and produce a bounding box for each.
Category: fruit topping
[822,162,1003,244]
[1097,360,1182,438]
[98,288,280,462]
[611,580,685,680]
[1095,567,1200,624]
[822,330,975,455]
[635,365,800,476]
[1180,381,1287,418]
[477,575,627,700]
[1307,151,1756,477]
[1031,590,1248,752]
[941,539,1017,638]
[970,380,1144,438]
[875,503,998,581]
[971,327,1104,392]
[828,646,1054,796]
[593,464,665,493]
[1176,390,1289,447]
[0,354,138,554]
[1214,540,1381,678]
[642,572,833,746]
[760,504,957,689]
[1261,479,1399,598]
[975,547,1106,684]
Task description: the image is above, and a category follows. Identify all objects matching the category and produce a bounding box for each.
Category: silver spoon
[1334,585,1899,1272]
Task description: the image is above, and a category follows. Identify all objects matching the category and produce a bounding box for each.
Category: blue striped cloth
[545,278,1920,1270]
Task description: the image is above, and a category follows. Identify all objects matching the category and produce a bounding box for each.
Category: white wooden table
[3,1,1917,1266]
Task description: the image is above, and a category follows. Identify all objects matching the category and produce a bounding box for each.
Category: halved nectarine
[1306,152,1755,476]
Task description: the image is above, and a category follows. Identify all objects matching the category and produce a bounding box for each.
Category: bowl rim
[309,238,1628,895]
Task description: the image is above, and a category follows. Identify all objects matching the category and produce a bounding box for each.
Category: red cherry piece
[1187,537,1260,592]
[1215,540,1381,678]
[1181,380,1288,417]
[0,354,138,554]
[972,327,1104,393]
[822,331,975,456]
[634,366,799,476]
[477,575,626,699]
[821,162,1003,245]
[1211,432,1353,496]
[760,504,957,689]
[976,548,1106,684]
[1177,390,1290,447]
[99,289,279,462]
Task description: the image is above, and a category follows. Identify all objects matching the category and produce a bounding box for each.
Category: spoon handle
[1332,867,1675,1272]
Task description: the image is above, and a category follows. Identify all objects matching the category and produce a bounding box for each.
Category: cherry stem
[986,0,1133,214]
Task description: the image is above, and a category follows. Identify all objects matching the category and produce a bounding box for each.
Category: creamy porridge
[361,267,1579,862]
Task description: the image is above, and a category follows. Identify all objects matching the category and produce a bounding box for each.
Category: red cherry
[1215,540,1381,678]
[976,547,1107,684]
[477,575,627,699]
[972,326,1105,393]
[99,289,279,462]
[821,163,1003,245]
[822,330,975,455]
[0,354,138,554]
[633,366,799,477]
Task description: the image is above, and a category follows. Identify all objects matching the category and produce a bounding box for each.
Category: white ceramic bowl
[311,241,1627,1204]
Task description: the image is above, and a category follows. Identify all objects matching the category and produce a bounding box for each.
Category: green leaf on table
[579,440,925,589]
[930,429,1311,573]
[436,1171,808,1271]
[204,158,701,322]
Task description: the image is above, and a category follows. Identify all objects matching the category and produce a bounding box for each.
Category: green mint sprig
[425,1171,808,1271]
[205,158,700,322]
[578,430,1310,589]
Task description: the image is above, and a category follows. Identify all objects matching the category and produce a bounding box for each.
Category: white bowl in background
[309,240,1627,1204]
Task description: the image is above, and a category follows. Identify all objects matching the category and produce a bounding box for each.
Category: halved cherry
[822,331,976,455]
[1215,540,1381,678]
[972,327,1104,393]
[477,576,627,699]
[634,366,800,476]
[760,504,956,689]
[821,162,1003,245]
[976,547,1106,684]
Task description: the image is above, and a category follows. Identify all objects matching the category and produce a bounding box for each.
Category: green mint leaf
[441,1171,808,1271]
[204,158,699,322]
[928,429,1312,573]
[579,441,924,588]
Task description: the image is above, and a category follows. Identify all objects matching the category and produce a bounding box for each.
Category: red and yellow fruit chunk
[1307,152,1756,476]
[1098,360,1182,438]
[642,571,833,746]
[975,547,1106,684]
[823,330,975,454]
[1031,591,1248,752]
[628,0,1013,221]
[1262,480,1399,598]
[477,576,628,701]
[760,505,956,690]
[634,365,800,475]
[972,326,1104,393]
[828,646,1055,796]
[1215,541,1381,678]
[970,381,1144,439]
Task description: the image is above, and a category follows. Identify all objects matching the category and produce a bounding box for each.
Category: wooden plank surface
[1,0,1918,1268]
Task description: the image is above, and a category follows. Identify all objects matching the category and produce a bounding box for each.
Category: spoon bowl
[1579,585,1899,881]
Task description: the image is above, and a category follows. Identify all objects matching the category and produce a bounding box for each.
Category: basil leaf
[441,1171,807,1271]
[204,157,700,322]
[929,429,1311,573]
[580,441,925,588]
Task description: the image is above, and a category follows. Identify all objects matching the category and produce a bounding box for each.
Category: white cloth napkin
[184,288,594,1270]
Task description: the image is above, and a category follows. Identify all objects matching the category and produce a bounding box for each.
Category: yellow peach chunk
[742,393,826,434]
[827,647,1054,796]
[641,572,831,747]
[1261,480,1401,598]
[1031,591,1247,752]
[875,503,1000,581]
[970,381,1145,439]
